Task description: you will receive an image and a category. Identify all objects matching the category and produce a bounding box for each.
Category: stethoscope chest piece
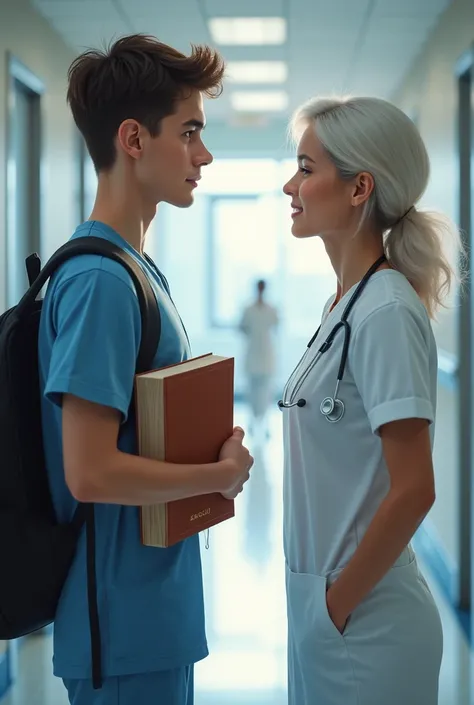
[279,253,386,423]
[320,396,345,423]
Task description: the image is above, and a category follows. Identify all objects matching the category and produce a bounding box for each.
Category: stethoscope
[278,254,387,422]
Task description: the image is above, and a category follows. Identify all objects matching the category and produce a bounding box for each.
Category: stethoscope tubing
[279,254,387,417]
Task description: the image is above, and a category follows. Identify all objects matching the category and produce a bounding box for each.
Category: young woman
[280,95,460,705]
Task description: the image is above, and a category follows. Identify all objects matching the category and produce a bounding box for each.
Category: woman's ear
[351,172,375,207]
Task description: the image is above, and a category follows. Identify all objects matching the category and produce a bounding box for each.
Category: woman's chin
[291,219,311,238]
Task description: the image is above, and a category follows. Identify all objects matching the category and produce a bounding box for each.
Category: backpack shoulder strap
[22,237,161,692]
[21,236,160,373]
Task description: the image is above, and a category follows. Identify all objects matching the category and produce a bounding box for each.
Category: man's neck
[88,173,156,254]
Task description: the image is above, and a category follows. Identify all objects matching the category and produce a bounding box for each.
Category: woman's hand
[326,587,349,634]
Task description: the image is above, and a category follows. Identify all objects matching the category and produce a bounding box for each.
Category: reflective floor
[1,407,471,704]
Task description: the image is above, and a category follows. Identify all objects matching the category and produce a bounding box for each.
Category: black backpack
[0,236,161,689]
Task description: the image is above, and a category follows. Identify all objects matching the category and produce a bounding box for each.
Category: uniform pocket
[319,574,348,639]
[287,567,343,641]
[286,565,357,705]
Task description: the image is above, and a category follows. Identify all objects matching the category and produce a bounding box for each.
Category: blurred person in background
[239,279,279,439]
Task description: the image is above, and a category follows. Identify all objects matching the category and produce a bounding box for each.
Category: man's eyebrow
[182,119,206,130]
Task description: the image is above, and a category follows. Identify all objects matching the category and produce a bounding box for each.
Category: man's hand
[218,427,254,500]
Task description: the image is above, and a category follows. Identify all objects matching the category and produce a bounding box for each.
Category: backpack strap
[22,236,160,373]
[25,252,41,287]
[27,236,161,690]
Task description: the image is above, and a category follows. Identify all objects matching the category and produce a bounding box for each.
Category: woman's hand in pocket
[326,587,350,635]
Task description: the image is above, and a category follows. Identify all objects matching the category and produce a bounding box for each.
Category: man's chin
[167,193,194,209]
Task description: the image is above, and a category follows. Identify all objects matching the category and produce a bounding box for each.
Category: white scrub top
[240,302,279,376]
[283,269,437,576]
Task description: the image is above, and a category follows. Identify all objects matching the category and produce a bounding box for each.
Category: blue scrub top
[38,221,208,679]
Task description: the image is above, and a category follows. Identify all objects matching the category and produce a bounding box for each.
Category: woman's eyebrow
[297,153,315,164]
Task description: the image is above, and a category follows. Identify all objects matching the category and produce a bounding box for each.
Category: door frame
[455,44,474,613]
[5,54,44,307]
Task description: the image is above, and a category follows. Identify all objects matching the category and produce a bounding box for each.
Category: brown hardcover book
[135,353,235,547]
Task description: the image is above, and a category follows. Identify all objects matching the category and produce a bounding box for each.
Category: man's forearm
[70,451,232,505]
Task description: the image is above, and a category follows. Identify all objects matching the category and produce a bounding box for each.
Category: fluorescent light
[208,17,286,45]
[226,61,287,84]
[231,91,289,112]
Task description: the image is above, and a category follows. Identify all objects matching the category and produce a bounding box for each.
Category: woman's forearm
[326,488,433,625]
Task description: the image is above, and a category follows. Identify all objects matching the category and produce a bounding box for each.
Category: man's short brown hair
[67,34,225,172]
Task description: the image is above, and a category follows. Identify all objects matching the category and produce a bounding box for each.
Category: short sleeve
[44,269,141,422]
[350,303,434,434]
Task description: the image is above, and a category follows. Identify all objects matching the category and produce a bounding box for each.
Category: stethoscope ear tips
[278,398,307,409]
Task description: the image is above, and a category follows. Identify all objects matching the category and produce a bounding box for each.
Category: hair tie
[393,206,414,228]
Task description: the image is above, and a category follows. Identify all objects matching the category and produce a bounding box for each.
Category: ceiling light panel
[231,90,289,112]
[226,61,287,84]
[208,17,287,45]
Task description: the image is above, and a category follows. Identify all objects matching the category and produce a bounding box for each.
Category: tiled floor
[1,408,471,704]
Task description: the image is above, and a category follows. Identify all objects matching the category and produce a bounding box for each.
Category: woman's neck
[324,230,388,302]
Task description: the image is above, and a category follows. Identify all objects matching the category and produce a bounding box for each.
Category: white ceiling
[31,0,452,125]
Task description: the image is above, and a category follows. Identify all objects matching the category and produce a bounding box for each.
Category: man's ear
[116,119,143,161]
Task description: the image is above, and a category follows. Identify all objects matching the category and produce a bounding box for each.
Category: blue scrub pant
[63,666,194,705]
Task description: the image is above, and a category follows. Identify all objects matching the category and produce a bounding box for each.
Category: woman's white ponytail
[385,208,457,318]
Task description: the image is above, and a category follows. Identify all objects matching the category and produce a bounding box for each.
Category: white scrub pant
[286,548,443,705]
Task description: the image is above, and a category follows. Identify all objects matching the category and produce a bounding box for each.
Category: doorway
[6,56,43,308]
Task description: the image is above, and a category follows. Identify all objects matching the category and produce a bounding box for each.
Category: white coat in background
[239,300,279,422]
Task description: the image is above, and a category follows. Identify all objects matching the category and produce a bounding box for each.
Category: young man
[38,34,253,705]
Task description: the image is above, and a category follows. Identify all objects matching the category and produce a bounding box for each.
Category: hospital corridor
[2,0,474,703]
[1,407,473,704]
